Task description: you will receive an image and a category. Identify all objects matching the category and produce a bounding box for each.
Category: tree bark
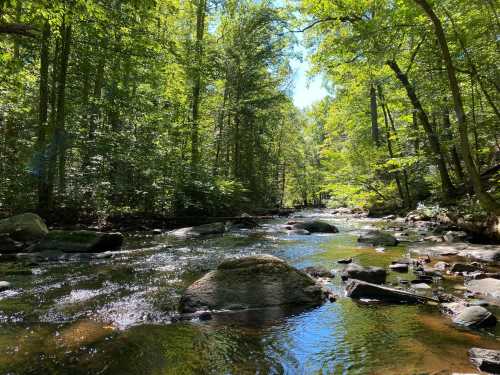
[370,84,380,146]
[36,21,50,211]
[413,0,500,214]
[190,0,206,170]
[387,59,456,199]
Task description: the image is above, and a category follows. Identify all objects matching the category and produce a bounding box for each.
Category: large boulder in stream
[341,263,387,284]
[469,348,500,374]
[32,230,124,253]
[358,230,398,246]
[346,280,434,304]
[292,220,338,233]
[168,222,226,238]
[179,255,330,313]
[0,213,48,242]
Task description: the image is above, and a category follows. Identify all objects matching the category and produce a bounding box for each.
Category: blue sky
[290,43,329,109]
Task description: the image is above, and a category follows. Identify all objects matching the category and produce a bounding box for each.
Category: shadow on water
[0,211,499,374]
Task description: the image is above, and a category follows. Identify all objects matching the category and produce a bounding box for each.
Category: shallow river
[0,211,499,374]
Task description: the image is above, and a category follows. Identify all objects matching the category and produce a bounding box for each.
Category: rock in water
[302,266,334,278]
[0,234,24,253]
[452,306,497,328]
[292,221,338,233]
[0,281,11,291]
[341,263,387,284]
[0,213,48,242]
[168,222,226,238]
[179,255,330,313]
[469,348,500,374]
[33,230,124,253]
[466,278,500,299]
[346,280,433,304]
[358,230,398,246]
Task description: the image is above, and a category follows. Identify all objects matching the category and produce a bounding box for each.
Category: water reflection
[0,212,499,374]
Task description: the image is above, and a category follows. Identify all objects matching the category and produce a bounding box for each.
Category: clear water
[0,211,499,374]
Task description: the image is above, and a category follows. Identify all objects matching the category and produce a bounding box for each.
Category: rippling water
[0,211,499,374]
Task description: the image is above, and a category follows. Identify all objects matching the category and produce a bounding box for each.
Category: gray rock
[292,220,338,233]
[32,230,124,253]
[0,281,11,291]
[0,213,48,242]
[346,279,434,304]
[452,306,497,328]
[358,230,398,246]
[341,263,387,284]
[433,261,449,271]
[466,278,500,299]
[444,230,468,243]
[469,347,500,374]
[179,255,330,313]
[169,222,226,238]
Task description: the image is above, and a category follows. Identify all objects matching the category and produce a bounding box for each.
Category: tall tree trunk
[387,59,456,199]
[370,84,380,146]
[442,106,465,184]
[414,0,500,214]
[56,23,72,199]
[37,21,50,211]
[190,0,206,170]
[378,86,406,207]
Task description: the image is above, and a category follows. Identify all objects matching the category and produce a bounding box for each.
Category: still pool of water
[0,212,499,374]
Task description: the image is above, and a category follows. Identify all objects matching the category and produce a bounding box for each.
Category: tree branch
[0,23,39,38]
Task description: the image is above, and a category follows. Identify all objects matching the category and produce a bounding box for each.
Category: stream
[0,210,499,374]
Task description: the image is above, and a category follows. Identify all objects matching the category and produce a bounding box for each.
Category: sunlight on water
[0,211,498,374]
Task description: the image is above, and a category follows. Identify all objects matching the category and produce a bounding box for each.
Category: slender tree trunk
[190,0,206,170]
[378,87,406,206]
[442,106,465,184]
[36,20,50,211]
[414,0,500,214]
[370,84,380,146]
[56,23,72,199]
[13,0,22,59]
[387,59,456,199]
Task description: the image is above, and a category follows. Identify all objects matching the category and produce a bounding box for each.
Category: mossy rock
[179,255,329,313]
[0,213,48,242]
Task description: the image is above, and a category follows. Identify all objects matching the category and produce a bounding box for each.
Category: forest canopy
[0,0,499,220]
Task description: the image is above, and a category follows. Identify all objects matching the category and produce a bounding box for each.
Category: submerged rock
[346,280,433,304]
[292,220,338,233]
[358,230,398,246]
[169,222,226,238]
[179,255,331,313]
[32,230,124,253]
[0,213,48,242]
[337,258,352,264]
[341,263,387,284]
[469,348,500,374]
